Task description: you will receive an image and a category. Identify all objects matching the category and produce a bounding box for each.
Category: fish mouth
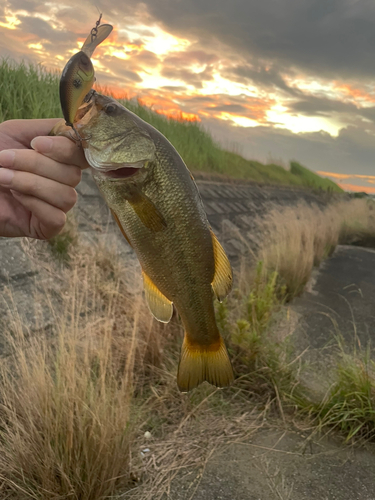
[94,160,148,180]
[102,166,141,179]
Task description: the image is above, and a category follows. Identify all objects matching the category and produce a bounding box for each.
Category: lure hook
[91,13,103,43]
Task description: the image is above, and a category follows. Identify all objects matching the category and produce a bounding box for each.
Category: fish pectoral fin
[177,335,234,392]
[110,209,133,247]
[128,191,167,232]
[142,271,173,323]
[211,230,233,302]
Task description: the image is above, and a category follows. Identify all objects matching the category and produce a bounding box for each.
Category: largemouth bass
[54,92,234,391]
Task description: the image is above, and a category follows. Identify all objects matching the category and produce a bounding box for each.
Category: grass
[290,161,343,193]
[0,59,62,122]
[259,198,375,298]
[295,339,375,443]
[47,213,78,263]
[0,247,141,499]
[0,58,342,190]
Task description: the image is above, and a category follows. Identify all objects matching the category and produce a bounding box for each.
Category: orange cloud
[338,182,375,194]
[334,82,375,103]
[138,95,200,121]
[318,171,375,181]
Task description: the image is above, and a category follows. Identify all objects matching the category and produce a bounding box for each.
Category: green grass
[0,58,62,122]
[290,161,343,193]
[295,340,375,442]
[217,262,297,402]
[0,58,342,191]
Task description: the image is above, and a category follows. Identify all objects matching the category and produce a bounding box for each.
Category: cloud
[199,117,375,177]
[131,0,375,79]
[160,66,213,88]
[17,15,75,43]
[224,64,299,96]
[288,95,358,117]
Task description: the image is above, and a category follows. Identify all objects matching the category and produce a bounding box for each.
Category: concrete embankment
[0,171,333,331]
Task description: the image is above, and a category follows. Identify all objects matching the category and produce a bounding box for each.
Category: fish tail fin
[177,334,234,392]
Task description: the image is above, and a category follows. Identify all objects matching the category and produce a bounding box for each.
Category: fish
[54,92,234,392]
[60,22,113,127]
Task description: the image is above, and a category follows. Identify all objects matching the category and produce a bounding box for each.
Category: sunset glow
[1,0,375,179]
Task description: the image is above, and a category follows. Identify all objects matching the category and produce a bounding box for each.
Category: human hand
[0,118,89,239]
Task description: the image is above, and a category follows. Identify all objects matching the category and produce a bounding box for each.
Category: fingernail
[0,168,14,185]
[31,136,53,153]
[0,150,15,167]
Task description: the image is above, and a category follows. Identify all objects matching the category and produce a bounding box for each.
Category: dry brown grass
[259,198,375,297]
[0,239,181,500]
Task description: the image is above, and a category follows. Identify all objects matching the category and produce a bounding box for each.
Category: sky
[1,0,375,192]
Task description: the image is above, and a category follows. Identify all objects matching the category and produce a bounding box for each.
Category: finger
[0,149,82,187]
[0,169,77,213]
[11,190,66,240]
[0,119,62,148]
[31,135,89,170]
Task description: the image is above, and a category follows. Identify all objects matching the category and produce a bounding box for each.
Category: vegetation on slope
[1,193,375,497]
[0,58,342,191]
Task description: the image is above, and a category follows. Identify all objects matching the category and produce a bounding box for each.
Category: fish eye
[105,104,118,115]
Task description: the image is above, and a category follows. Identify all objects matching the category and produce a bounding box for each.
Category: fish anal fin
[142,271,173,323]
[211,230,233,302]
[177,335,234,392]
[128,190,167,232]
[110,209,132,247]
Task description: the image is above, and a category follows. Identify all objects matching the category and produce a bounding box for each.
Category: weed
[0,244,149,499]
[296,341,375,442]
[217,263,296,402]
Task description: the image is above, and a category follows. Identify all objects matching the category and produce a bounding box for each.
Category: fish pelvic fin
[177,334,234,392]
[211,230,233,302]
[110,209,133,247]
[142,271,173,323]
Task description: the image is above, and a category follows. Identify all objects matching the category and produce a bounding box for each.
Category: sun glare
[267,105,340,135]
[142,25,190,55]
[0,15,20,30]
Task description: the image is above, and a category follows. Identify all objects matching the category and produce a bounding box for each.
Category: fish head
[74,93,156,179]
[60,51,95,127]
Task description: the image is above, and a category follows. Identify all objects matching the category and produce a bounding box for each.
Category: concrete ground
[155,246,375,499]
[292,245,375,351]
[168,428,375,500]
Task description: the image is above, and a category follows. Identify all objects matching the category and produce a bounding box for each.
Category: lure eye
[105,104,118,115]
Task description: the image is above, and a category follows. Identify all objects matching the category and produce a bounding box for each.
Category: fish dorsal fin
[128,190,167,232]
[211,230,233,302]
[142,271,173,323]
[110,209,132,247]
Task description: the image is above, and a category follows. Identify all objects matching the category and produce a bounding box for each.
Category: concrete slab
[292,245,375,351]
